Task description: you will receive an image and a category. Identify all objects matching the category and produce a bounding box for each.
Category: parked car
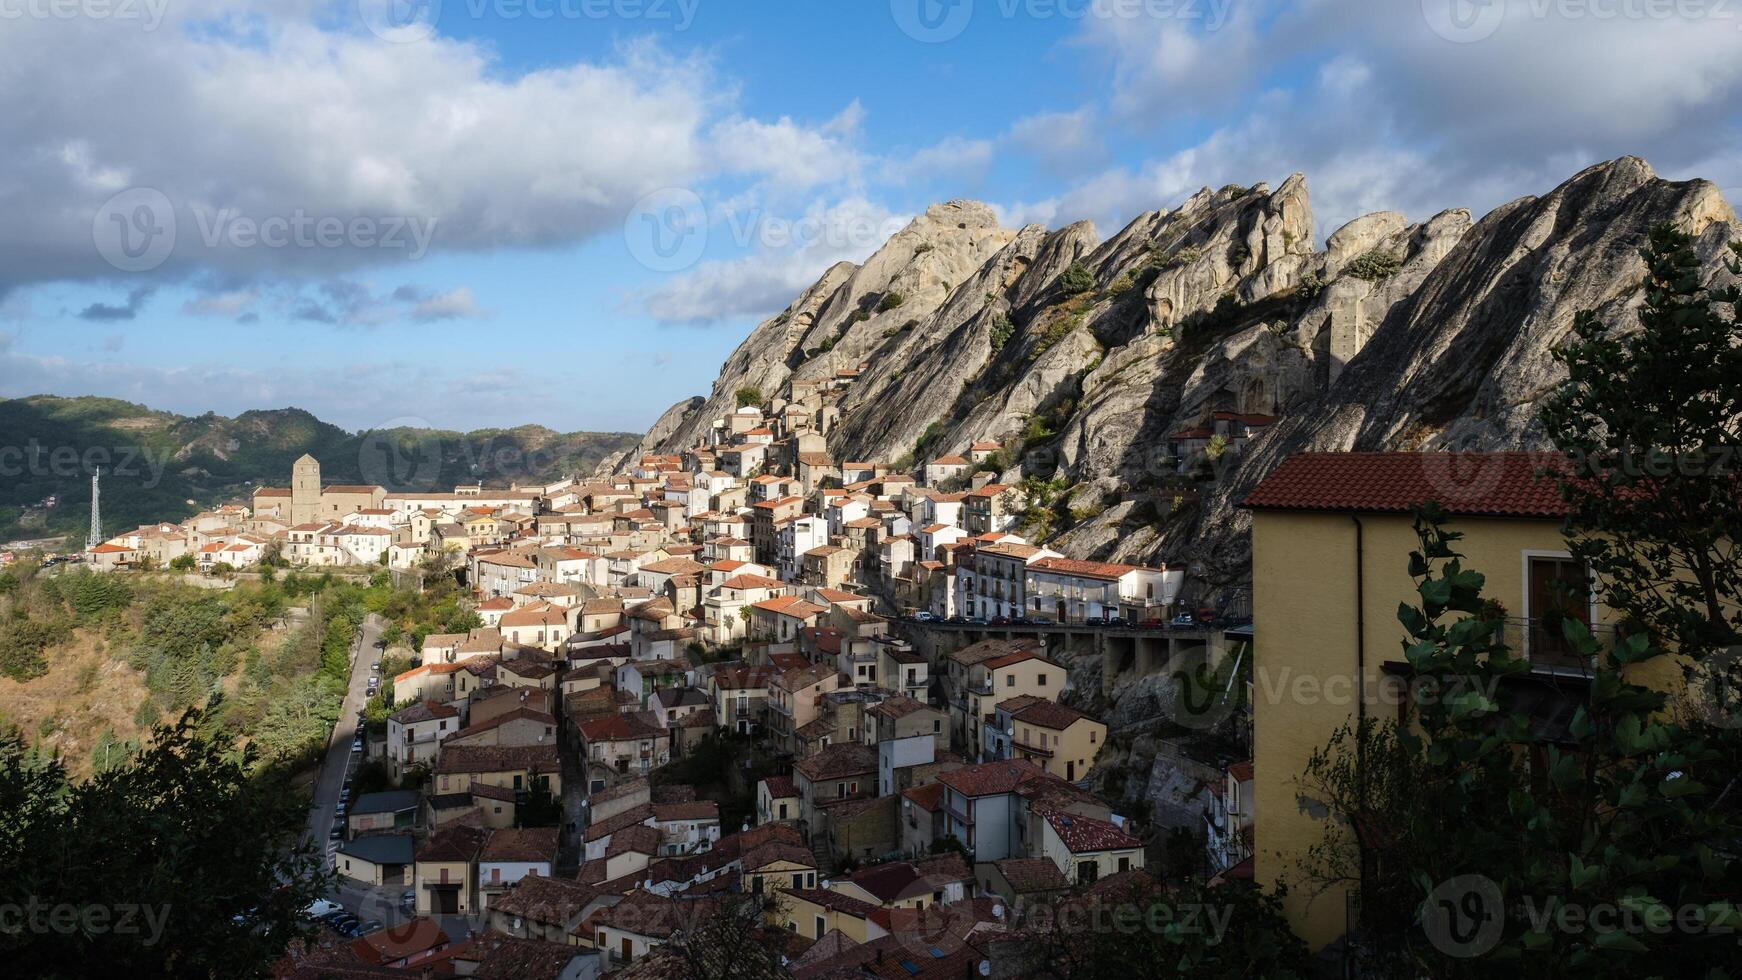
[1031,616,1054,625]
[304,899,342,919]
[911,611,937,622]
[329,915,359,935]
[988,616,1010,625]
[965,617,988,626]
[371,660,380,671]
[357,919,384,936]
[399,890,416,913]
[1010,616,1031,626]
[1171,612,1197,627]
[328,824,343,840]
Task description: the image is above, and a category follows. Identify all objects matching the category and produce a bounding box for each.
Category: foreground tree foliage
[0,711,328,978]
[1297,224,1742,976]
[1008,873,1311,979]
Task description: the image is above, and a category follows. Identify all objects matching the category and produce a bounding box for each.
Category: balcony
[1498,616,1608,674]
[1012,739,1054,758]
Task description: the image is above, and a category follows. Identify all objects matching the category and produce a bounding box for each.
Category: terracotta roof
[793,742,879,782]
[1228,759,1254,782]
[652,801,719,822]
[936,759,1047,797]
[605,823,661,857]
[1028,555,1146,580]
[1010,698,1094,730]
[1241,451,1570,518]
[1042,809,1141,852]
[434,744,560,775]
[583,804,654,843]
[390,701,461,725]
[486,873,601,924]
[760,775,798,799]
[780,887,881,919]
[994,857,1070,893]
[416,824,489,863]
[751,595,828,619]
[481,827,559,863]
[579,713,665,741]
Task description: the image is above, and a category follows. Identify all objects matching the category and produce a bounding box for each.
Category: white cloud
[408,286,487,322]
[1003,107,1105,177]
[182,289,258,318]
[0,3,872,299]
[639,197,910,324]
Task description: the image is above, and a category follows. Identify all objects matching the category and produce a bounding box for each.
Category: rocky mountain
[0,396,639,543]
[643,157,1739,587]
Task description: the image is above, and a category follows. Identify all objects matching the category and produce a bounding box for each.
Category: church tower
[290,454,321,525]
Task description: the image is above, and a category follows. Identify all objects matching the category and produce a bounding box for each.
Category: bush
[989,314,1015,352]
[876,292,905,313]
[0,618,69,681]
[735,386,763,409]
[1107,272,1136,296]
[1346,247,1402,282]
[1059,262,1094,295]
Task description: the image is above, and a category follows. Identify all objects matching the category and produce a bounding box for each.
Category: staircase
[807,833,836,877]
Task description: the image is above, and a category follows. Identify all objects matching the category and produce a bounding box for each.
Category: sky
[2,0,1740,434]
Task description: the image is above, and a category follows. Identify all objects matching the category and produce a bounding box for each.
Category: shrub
[988,313,1015,352]
[1059,262,1094,295]
[876,292,905,313]
[1346,247,1403,282]
[1107,272,1136,296]
[734,386,763,409]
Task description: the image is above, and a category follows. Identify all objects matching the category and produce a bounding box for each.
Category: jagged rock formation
[643,157,1739,584]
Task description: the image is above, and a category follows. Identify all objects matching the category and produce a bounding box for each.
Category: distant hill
[0,395,640,544]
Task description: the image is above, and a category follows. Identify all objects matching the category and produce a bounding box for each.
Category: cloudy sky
[3,0,1739,433]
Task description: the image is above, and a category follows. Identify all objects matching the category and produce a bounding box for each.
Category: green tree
[1541,223,1742,655]
[168,554,196,572]
[0,713,329,977]
[1058,261,1095,295]
[1298,505,1742,976]
[734,386,763,409]
[1011,874,1310,979]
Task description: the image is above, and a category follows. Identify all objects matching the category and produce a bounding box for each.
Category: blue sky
[2,0,1739,433]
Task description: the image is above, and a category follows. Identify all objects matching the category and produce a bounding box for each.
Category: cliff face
[642,157,1738,581]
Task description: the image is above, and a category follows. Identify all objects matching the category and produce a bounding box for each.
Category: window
[1077,860,1099,884]
[815,915,827,938]
[793,873,803,888]
[1526,555,1592,665]
[808,872,816,887]
[933,719,941,733]
[1118,856,1131,872]
[1037,674,1047,686]
[1005,675,1014,688]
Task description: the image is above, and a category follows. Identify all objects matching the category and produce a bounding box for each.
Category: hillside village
[48,318,1722,979]
[54,371,1227,978]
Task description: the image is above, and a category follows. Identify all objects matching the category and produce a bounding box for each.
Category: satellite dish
[991,903,1004,919]
[979,960,991,976]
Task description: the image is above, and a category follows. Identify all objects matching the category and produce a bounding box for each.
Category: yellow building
[990,696,1106,783]
[1242,452,1638,949]
[773,888,889,943]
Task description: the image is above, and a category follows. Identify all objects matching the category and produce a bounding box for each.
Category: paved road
[304,612,385,859]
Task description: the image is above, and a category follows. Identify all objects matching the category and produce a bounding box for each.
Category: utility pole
[86,467,102,551]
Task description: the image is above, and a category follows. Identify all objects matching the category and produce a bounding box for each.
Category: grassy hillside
[0,395,640,542]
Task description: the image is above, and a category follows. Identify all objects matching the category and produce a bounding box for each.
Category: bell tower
[291,454,321,525]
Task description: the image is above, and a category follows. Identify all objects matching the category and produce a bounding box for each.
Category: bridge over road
[891,617,1252,697]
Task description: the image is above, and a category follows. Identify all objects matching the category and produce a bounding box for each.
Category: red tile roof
[1241,452,1569,519]
[1042,809,1141,852]
[936,759,1046,797]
